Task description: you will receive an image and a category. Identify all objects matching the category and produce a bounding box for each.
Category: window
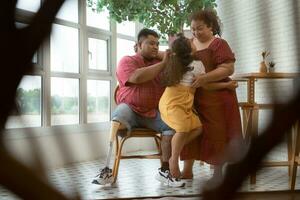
[51,78,79,126]
[6,76,42,129]
[16,0,40,12]
[51,24,79,73]
[6,1,138,132]
[88,38,108,71]
[117,38,135,65]
[87,80,110,123]
[56,0,78,23]
[86,0,110,30]
[117,21,136,36]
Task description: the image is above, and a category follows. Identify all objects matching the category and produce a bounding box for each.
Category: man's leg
[92,103,137,185]
[161,135,172,170]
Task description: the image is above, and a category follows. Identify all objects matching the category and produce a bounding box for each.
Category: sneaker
[92,167,114,185]
[155,168,185,187]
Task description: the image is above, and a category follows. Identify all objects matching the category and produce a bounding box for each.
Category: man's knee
[111,103,136,130]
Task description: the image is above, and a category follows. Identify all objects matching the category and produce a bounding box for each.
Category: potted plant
[268,61,276,73]
[87,0,217,39]
[259,50,269,73]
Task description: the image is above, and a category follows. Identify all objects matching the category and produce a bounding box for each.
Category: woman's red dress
[180,38,242,165]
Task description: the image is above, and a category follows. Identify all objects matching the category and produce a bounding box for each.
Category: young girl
[159,34,237,178]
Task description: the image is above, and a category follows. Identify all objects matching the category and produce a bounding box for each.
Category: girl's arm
[202,80,238,91]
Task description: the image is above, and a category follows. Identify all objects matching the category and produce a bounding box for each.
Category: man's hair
[137,28,159,43]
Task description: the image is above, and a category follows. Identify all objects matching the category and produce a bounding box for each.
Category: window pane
[117,21,135,36]
[88,38,108,70]
[16,0,40,12]
[56,0,78,23]
[86,0,110,30]
[5,76,42,129]
[117,38,135,65]
[51,24,79,73]
[87,80,110,123]
[51,78,79,125]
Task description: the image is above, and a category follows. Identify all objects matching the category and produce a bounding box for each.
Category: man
[92,28,184,187]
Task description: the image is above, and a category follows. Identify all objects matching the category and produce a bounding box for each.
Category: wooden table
[232,72,300,184]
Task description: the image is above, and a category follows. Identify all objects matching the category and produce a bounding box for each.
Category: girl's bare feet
[169,158,181,178]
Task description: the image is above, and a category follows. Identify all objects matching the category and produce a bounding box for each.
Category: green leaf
[87,0,217,36]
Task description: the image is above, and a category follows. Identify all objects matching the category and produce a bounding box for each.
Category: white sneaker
[155,168,185,187]
[92,167,114,185]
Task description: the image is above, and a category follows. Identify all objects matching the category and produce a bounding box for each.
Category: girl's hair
[189,9,222,36]
[162,34,193,87]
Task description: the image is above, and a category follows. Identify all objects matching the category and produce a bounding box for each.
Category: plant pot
[259,61,268,73]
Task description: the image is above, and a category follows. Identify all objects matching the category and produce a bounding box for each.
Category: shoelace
[95,167,112,178]
[166,170,180,182]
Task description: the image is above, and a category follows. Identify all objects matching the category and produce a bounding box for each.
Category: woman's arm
[202,80,238,91]
[191,62,234,88]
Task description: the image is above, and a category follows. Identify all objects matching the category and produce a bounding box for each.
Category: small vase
[268,67,275,73]
[259,61,268,73]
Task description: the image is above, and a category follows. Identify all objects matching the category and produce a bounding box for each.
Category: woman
[180,9,242,181]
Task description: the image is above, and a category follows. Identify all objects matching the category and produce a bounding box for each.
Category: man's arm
[128,61,166,84]
[128,51,170,84]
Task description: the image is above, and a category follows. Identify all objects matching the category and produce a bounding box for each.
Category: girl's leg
[185,127,202,145]
[169,132,187,178]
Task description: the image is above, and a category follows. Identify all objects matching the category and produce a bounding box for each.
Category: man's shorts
[112,103,174,136]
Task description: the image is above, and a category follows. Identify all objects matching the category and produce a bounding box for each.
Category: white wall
[216,0,300,132]
[3,125,157,169]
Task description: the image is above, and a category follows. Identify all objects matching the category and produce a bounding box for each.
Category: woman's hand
[192,73,207,88]
[226,80,238,90]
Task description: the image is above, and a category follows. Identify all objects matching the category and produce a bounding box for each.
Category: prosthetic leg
[92,121,121,185]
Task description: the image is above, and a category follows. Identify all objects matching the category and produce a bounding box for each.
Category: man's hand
[161,49,171,67]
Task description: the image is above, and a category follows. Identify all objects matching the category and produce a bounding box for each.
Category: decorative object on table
[268,61,276,73]
[259,50,269,73]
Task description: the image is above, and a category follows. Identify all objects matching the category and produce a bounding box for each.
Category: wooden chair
[111,85,162,183]
[289,121,300,190]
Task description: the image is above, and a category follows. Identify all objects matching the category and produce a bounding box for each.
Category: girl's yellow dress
[159,60,204,133]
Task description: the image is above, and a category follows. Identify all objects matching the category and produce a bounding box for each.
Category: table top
[233,72,300,79]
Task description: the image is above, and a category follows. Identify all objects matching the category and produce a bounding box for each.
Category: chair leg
[112,137,127,183]
[290,121,300,190]
[287,128,293,177]
[112,135,120,182]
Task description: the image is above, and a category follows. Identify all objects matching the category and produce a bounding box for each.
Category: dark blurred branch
[0,0,74,199]
[202,89,300,200]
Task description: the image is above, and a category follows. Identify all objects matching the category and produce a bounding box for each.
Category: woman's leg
[182,160,195,179]
[181,127,202,179]
[169,132,187,178]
